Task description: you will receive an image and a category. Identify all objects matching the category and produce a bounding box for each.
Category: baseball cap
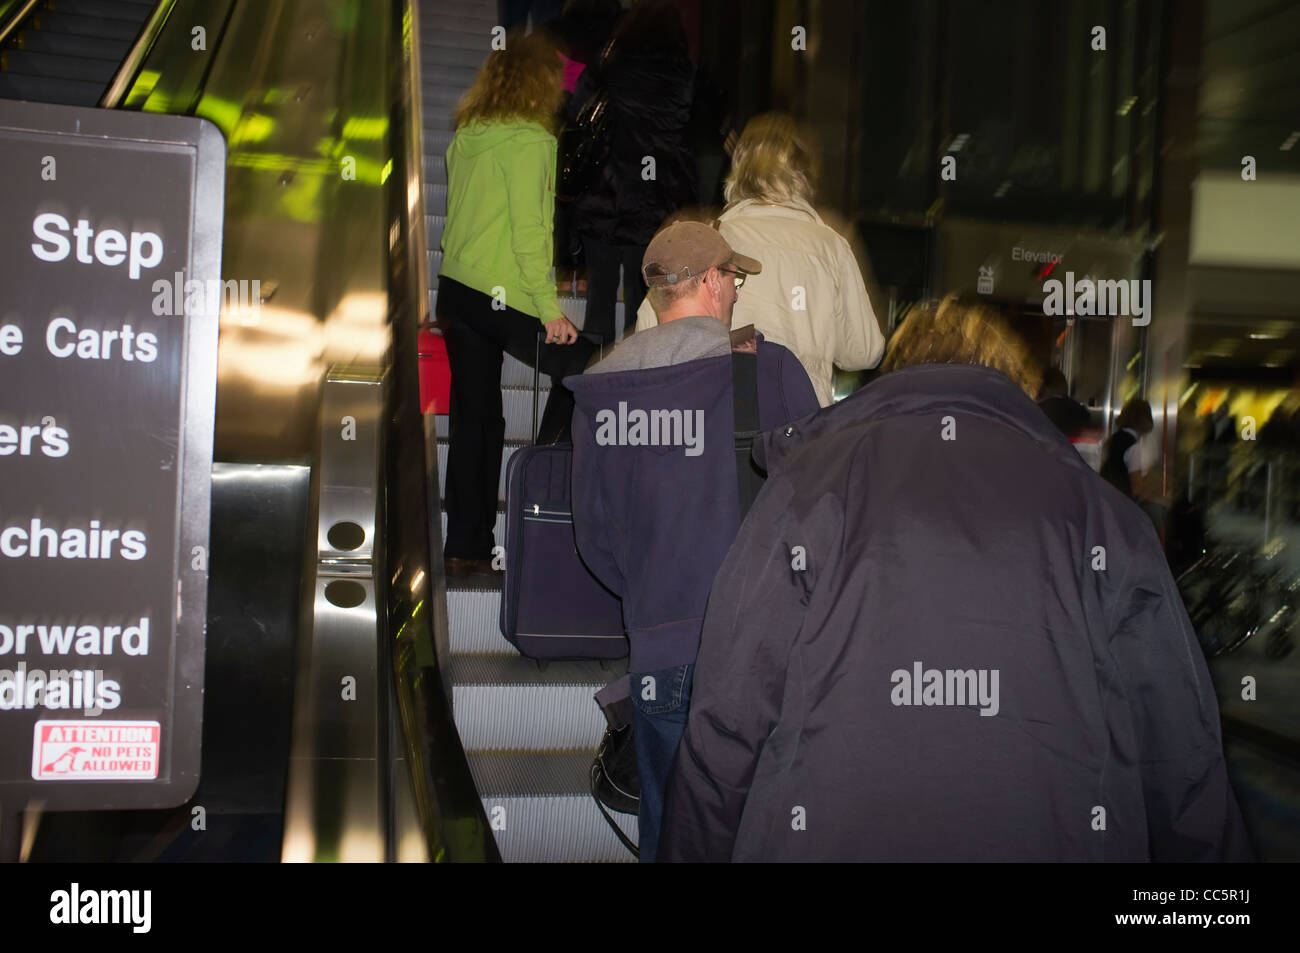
[641,221,761,287]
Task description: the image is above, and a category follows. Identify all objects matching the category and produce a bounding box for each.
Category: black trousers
[438,276,594,560]
[583,235,647,345]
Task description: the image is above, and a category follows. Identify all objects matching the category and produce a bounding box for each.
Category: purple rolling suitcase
[499,443,627,659]
[498,329,626,659]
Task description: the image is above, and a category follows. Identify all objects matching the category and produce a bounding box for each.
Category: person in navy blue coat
[567,222,818,861]
[661,294,1253,862]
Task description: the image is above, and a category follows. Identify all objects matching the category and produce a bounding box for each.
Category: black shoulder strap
[730,347,762,519]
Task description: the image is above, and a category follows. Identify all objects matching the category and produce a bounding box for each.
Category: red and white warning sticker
[31,721,160,781]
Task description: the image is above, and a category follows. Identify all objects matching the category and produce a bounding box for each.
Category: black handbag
[590,720,641,858]
[591,677,640,858]
[557,40,615,199]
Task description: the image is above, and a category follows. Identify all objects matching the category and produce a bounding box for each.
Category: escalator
[0,0,157,105]
[4,0,633,864]
[419,0,636,861]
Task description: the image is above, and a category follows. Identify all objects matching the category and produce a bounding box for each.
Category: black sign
[0,101,224,811]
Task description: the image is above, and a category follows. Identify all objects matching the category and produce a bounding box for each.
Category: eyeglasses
[718,268,746,290]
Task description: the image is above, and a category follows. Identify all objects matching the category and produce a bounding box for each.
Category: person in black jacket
[1100,398,1154,500]
[660,294,1252,862]
[570,0,697,346]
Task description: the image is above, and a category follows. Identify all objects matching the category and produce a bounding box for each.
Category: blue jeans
[631,664,694,863]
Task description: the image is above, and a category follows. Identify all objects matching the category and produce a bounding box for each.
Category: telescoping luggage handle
[532,327,605,442]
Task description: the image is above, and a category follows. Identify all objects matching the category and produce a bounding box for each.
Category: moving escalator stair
[0,0,158,105]
[420,0,636,861]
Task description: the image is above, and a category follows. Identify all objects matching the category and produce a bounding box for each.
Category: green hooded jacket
[438,119,564,324]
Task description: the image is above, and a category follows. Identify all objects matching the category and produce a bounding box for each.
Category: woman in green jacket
[438,32,592,577]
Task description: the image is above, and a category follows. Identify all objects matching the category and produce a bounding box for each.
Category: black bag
[589,335,764,858]
[557,40,615,199]
[590,682,640,858]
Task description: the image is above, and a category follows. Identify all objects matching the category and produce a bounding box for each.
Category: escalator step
[451,653,624,689]
[0,72,105,105]
[2,49,119,84]
[47,0,157,20]
[31,10,145,42]
[452,655,616,751]
[419,40,487,71]
[423,24,494,48]
[477,793,637,863]
[445,588,516,655]
[422,101,459,125]
[422,128,452,157]
[11,29,131,60]
[422,153,445,186]
[471,752,606,798]
[420,0,497,30]
[423,63,478,90]
[467,752,637,863]
[454,682,608,751]
[424,179,447,208]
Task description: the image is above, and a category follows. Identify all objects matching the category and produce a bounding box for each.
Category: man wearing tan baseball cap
[569,221,818,862]
[586,221,762,374]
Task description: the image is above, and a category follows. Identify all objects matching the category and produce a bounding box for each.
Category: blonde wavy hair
[723,113,819,206]
[454,30,563,131]
[880,294,1042,396]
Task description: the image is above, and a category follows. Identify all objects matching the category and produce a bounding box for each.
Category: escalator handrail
[381,0,500,861]
[99,0,179,108]
[403,0,431,328]
[0,0,40,48]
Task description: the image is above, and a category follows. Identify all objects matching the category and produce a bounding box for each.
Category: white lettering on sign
[32,720,160,779]
[0,324,21,355]
[0,518,147,560]
[0,417,69,457]
[30,213,163,280]
[0,666,121,714]
[0,616,151,656]
[44,317,157,362]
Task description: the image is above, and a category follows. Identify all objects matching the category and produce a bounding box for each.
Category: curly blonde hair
[723,113,819,207]
[880,294,1043,396]
[454,30,563,131]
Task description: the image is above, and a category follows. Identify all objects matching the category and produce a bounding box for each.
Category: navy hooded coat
[660,363,1252,862]
[566,339,818,674]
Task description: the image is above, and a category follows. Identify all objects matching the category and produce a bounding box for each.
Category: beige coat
[634,199,885,406]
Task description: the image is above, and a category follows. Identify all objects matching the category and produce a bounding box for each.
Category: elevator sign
[0,101,224,811]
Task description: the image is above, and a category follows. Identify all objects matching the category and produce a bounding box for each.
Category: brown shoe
[445,556,503,579]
